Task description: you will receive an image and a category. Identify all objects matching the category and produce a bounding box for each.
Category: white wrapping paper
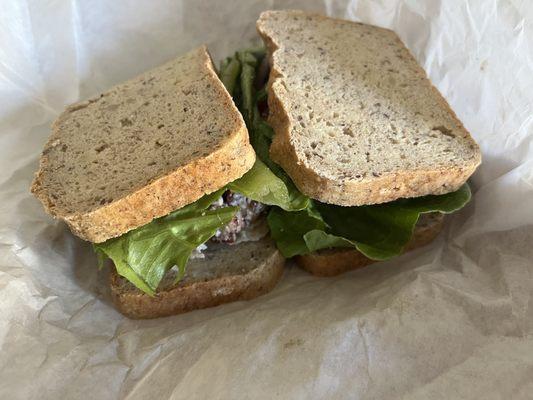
[1,1,532,399]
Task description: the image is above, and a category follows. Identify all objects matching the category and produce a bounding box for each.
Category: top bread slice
[257,10,481,206]
[31,46,255,243]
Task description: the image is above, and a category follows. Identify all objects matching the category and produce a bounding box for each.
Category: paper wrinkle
[1,0,533,399]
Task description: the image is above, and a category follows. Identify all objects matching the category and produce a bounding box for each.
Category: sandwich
[254,10,481,276]
[31,46,299,318]
[31,11,481,319]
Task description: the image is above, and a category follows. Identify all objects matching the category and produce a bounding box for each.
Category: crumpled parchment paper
[1,1,532,399]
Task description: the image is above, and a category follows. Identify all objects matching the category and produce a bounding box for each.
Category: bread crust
[31,46,255,243]
[109,240,285,319]
[257,10,481,206]
[296,213,444,277]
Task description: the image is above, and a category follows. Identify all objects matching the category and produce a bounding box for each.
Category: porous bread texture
[31,46,255,243]
[110,238,284,319]
[296,213,444,277]
[257,10,481,206]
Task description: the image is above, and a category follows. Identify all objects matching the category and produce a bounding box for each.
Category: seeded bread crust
[109,238,284,319]
[257,10,481,206]
[296,213,444,277]
[31,46,255,243]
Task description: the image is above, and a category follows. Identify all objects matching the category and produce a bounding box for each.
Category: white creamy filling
[231,216,269,245]
[189,243,208,260]
[189,216,269,261]
[183,192,269,262]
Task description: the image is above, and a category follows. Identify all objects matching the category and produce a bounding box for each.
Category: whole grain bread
[296,213,444,277]
[109,238,284,319]
[31,46,255,243]
[257,10,481,206]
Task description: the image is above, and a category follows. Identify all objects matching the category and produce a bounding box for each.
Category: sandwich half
[253,10,481,276]
[31,46,299,318]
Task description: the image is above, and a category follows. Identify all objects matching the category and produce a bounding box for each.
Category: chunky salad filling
[210,191,268,244]
[189,190,269,259]
[95,48,471,295]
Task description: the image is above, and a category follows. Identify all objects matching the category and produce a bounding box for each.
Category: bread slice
[296,213,444,277]
[109,238,284,319]
[257,10,481,206]
[31,46,255,243]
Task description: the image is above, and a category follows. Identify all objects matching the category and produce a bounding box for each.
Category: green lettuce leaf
[229,159,307,211]
[225,50,310,211]
[237,50,258,125]
[303,230,355,252]
[267,203,326,257]
[94,189,238,295]
[219,57,241,96]
[268,184,471,259]
[249,116,310,210]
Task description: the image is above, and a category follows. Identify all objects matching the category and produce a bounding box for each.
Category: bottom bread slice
[296,213,444,277]
[110,237,284,319]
